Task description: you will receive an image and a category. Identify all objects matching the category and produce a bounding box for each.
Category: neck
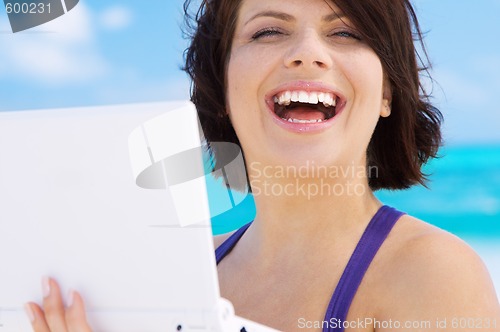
[240,161,382,266]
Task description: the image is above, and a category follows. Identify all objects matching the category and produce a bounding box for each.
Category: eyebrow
[244,10,345,26]
[244,11,294,26]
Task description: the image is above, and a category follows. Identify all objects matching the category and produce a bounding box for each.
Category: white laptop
[0,102,277,332]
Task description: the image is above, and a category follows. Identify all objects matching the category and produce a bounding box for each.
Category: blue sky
[0,0,499,145]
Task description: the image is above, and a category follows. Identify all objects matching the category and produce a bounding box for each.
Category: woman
[26,0,500,331]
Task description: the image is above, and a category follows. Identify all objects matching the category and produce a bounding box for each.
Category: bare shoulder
[378,214,500,319]
[390,215,484,266]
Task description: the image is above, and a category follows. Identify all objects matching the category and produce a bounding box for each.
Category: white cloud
[474,55,500,72]
[99,6,133,31]
[0,3,109,85]
[472,55,500,94]
[432,65,500,144]
[434,68,489,107]
[95,76,191,104]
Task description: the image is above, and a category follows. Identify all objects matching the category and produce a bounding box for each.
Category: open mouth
[272,90,338,123]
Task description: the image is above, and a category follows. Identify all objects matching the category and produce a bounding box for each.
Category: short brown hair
[183,0,443,190]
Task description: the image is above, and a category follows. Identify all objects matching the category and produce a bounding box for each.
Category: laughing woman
[25,0,500,331]
[187,0,500,331]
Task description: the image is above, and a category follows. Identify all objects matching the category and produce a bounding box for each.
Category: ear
[380,78,392,118]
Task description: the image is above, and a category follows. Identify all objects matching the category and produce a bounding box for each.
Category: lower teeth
[283,118,324,123]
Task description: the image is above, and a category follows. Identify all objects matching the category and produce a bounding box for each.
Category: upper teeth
[273,90,336,107]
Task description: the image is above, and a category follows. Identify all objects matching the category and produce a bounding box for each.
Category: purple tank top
[215,205,405,332]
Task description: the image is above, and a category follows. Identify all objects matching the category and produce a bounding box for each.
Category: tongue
[284,107,326,121]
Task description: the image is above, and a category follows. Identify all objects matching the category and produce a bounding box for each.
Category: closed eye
[331,30,361,40]
[251,27,285,40]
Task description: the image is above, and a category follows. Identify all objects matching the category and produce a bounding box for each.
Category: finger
[24,302,50,332]
[65,290,93,332]
[42,277,68,332]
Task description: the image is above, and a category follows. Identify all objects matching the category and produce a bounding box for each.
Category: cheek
[226,47,267,118]
[339,48,384,93]
[225,56,242,119]
[226,50,248,110]
[341,52,386,140]
[225,50,257,138]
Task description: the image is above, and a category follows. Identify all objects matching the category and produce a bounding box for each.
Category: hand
[24,277,93,332]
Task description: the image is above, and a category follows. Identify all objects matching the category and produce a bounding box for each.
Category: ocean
[210,144,500,298]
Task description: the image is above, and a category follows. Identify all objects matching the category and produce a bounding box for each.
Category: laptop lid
[0,101,222,331]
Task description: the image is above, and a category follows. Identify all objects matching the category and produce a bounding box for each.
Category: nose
[284,29,333,70]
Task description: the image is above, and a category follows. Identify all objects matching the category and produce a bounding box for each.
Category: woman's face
[226,0,391,169]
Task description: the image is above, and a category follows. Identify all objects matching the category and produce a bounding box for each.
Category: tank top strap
[215,221,252,265]
[323,205,405,332]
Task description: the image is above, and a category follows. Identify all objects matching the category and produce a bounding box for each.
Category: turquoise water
[378,145,500,238]
[210,145,500,237]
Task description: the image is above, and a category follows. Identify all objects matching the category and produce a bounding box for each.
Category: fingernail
[24,303,35,323]
[67,289,75,307]
[42,276,51,298]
